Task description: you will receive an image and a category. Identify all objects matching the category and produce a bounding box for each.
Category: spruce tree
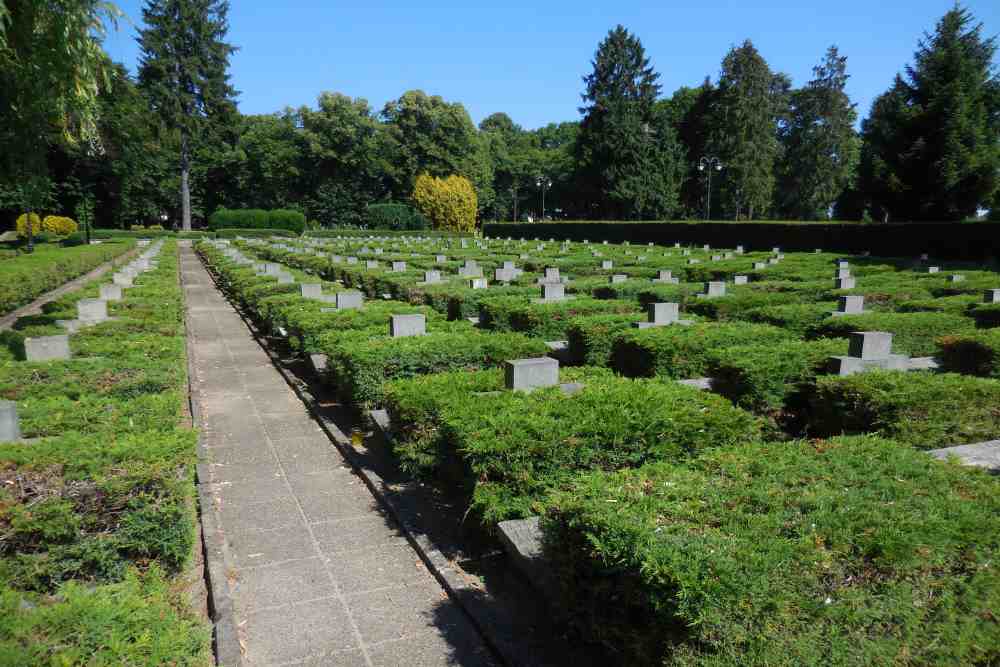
[710,40,787,220]
[576,25,684,219]
[859,6,999,221]
[137,0,237,231]
[778,46,859,219]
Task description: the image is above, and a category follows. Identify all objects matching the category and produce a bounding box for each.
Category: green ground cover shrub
[323,330,549,408]
[708,338,848,414]
[0,241,134,317]
[565,313,645,366]
[479,295,639,340]
[0,241,209,661]
[936,329,1000,378]
[684,289,801,320]
[895,293,981,314]
[208,208,305,234]
[970,302,1000,328]
[384,368,760,526]
[610,322,795,379]
[738,302,837,335]
[542,435,1000,666]
[804,370,1000,448]
[0,567,209,665]
[808,310,974,356]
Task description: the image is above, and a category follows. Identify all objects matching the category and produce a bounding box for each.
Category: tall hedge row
[207,208,305,233]
[482,221,1000,260]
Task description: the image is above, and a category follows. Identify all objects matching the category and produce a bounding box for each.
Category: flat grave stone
[0,401,21,442]
[505,357,559,391]
[99,284,123,301]
[25,334,71,362]
[389,314,426,338]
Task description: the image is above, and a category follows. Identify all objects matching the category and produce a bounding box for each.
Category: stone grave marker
[389,314,426,338]
[100,284,123,301]
[301,283,323,299]
[25,334,71,362]
[78,298,108,323]
[0,401,20,442]
[469,277,488,290]
[505,357,559,391]
[831,331,910,376]
[985,289,1000,304]
[610,274,628,284]
[832,295,865,317]
[734,275,748,285]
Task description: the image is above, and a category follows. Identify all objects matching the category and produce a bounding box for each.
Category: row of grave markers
[2,241,166,441]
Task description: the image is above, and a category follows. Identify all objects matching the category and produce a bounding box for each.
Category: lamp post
[697,157,723,220]
[535,176,552,221]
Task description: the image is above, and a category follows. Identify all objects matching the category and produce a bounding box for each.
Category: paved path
[0,244,137,331]
[181,245,494,667]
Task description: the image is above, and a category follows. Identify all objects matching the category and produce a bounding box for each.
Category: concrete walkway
[181,245,494,667]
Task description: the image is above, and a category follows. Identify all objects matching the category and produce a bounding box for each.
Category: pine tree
[859,6,999,221]
[777,46,859,219]
[710,40,787,220]
[137,0,238,231]
[576,25,684,219]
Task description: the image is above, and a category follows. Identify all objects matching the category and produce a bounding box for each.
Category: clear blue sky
[103,0,1000,129]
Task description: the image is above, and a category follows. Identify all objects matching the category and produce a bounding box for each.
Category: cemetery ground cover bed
[383,367,761,527]
[542,436,1000,666]
[196,233,1000,663]
[0,239,135,317]
[0,241,210,664]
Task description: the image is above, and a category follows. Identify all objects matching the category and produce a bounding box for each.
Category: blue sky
[103,1,1000,129]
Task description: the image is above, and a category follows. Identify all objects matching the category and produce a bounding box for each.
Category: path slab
[181,246,493,666]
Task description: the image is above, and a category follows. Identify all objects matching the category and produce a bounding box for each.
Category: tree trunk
[180,131,192,232]
[26,209,34,253]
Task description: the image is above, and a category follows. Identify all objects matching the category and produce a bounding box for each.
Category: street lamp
[698,157,723,220]
[535,176,552,221]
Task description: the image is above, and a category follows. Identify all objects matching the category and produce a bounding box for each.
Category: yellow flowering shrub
[15,213,42,237]
[42,215,79,236]
[412,173,477,232]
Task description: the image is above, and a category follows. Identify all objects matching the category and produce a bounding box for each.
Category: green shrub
[267,209,307,233]
[60,232,87,247]
[684,289,799,321]
[895,293,980,314]
[565,313,645,366]
[610,322,795,379]
[804,370,1000,448]
[208,208,269,230]
[739,302,837,335]
[542,435,1000,666]
[367,203,428,230]
[479,295,639,340]
[385,369,761,526]
[808,311,974,357]
[936,329,1000,378]
[0,567,209,665]
[323,330,549,408]
[970,302,1000,328]
[208,208,305,234]
[708,338,848,414]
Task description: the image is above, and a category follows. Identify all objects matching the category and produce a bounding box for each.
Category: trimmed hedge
[483,220,1000,260]
[565,313,645,366]
[322,330,550,408]
[542,435,1000,665]
[478,295,639,340]
[804,370,1000,448]
[937,330,1000,378]
[808,311,975,357]
[384,368,761,525]
[207,208,305,234]
[708,338,848,414]
[610,322,795,379]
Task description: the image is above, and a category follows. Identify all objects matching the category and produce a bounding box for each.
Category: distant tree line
[1,2,997,229]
